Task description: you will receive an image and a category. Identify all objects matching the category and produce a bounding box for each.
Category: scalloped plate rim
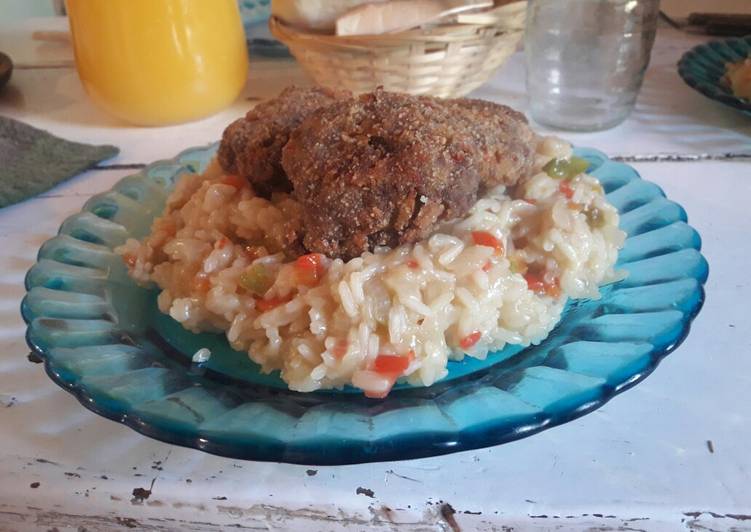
[20,144,709,465]
[26,295,704,464]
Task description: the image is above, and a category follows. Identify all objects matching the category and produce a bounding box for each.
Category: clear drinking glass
[524,0,660,131]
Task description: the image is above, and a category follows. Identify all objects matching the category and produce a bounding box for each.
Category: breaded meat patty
[217,86,350,196]
[282,90,484,260]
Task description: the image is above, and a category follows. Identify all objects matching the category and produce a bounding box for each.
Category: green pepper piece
[509,253,528,274]
[239,264,273,296]
[585,205,606,228]
[543,156,590,180]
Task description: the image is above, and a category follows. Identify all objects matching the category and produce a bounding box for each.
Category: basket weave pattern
[269,2,526,98]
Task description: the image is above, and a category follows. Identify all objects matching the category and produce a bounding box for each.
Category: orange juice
[67,0,249,126]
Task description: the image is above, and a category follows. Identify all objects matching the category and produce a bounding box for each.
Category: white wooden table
[1,18,750,532]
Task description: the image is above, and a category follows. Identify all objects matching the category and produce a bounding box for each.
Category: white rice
[192,347,212,364]
[117,137,625,396]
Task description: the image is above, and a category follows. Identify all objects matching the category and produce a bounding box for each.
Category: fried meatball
[446,98,537,188]
[282,90,483,260]
[217,86,350,196]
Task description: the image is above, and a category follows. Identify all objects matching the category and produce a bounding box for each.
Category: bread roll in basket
[269,1,527,98]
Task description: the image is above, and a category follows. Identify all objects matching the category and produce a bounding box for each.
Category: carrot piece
[545,281,562,298]
[295,253,325,286]
[406,259,419,269]
[373,354,411,375]
[161,220,177,236]
[363,374,397,399]
[559,181,575,199]
[332,339,348,359]
[365,351,415,398]
[472,231,504,255]
[524,272,561,298]
[524,272,546,294]
[255,295,291,312]
[459,331,482,350]
[195,275,211,293]
[221,174,246,189]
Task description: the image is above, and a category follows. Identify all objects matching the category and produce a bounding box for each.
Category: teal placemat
[0,116,119,208]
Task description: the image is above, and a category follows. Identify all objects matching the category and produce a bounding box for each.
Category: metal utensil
[660,10,751,36]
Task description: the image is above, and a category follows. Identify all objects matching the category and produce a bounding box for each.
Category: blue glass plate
[677,35,751,116]
[22,145,708,465]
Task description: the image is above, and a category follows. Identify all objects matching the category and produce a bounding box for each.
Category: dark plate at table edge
[677,35,751,115]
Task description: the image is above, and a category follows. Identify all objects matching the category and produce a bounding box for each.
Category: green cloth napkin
[0,116,119,208]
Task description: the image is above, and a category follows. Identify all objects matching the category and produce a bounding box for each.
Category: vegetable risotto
[117,137,625,398]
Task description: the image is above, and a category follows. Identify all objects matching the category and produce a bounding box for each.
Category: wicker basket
[269,1,527,98]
